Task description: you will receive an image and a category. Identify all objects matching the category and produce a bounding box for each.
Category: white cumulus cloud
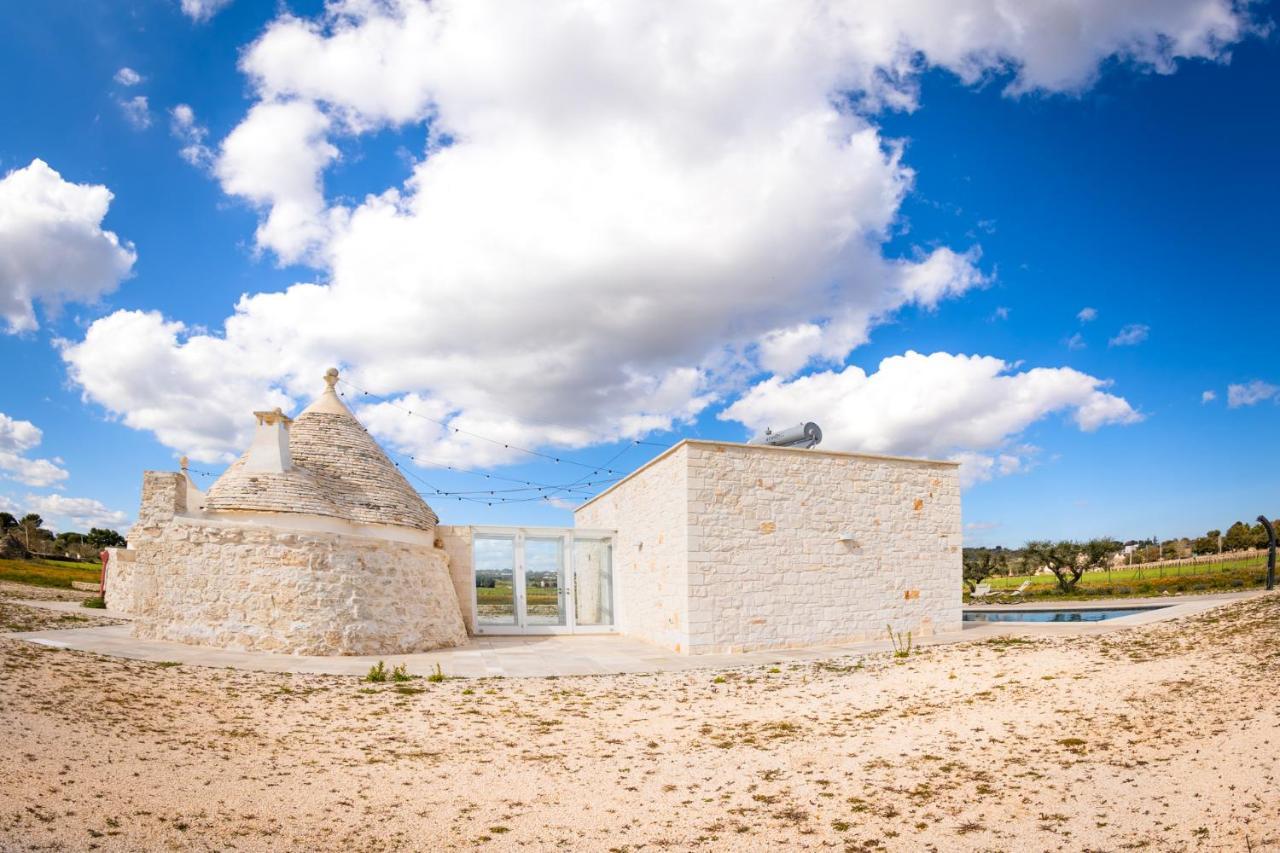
[58,310,296,463]
[170,104,215,169]
[1109,323,1150,347]
[117,95,152,130]
[721,351,1141,486]
[179,0,234,22]
[0,159,136,333]
[64,0,1246,467]
[1227,380,1278,408]
[1077,306,1098,323]
[22,493,129,531]
[0,412,68,488]
[215,99,340,263]
[114,67,143,86]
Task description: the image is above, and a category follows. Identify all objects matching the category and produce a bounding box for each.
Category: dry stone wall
[115,471,467,655]
[103,547,138,612]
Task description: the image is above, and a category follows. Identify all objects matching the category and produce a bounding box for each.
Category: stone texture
[436,525,478,635]
[203,463,343,520]
[576,440,962,655]
[206,387,438,533]
[128,520,466,655]
[575,447,690,651]
[111,470,466,656]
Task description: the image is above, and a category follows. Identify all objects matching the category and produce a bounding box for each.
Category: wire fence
[987,549,1270,591]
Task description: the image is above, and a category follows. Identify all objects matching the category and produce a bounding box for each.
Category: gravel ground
[1,590,1278,852]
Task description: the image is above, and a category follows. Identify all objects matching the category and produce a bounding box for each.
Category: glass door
[524,537,566,626]
[573,538,613,627]
[474,535,517,627]
[472,529,614,634]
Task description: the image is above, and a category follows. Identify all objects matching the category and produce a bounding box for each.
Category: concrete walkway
[4,591,1265,679]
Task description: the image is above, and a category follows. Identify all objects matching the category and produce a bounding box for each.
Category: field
[475,578,561,619]
[1,580,1277,850]
[981,552,1272,600]
[0,557,100,590]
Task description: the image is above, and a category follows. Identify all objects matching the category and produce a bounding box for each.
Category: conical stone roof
[205,370,439,532]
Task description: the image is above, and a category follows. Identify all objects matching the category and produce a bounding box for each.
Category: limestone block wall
[104,470,186,615]
[436,525,477,635]
[126,519,467,654]
[683,442,961,654]
[103,547,138,612]
[575,441,962,655]
[574,446,691,651]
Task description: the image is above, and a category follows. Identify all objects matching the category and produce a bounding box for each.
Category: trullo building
[105,369,467,655]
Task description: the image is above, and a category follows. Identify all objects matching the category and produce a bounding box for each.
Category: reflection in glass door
[573,538,613,627]
[524,537,565,626]
[474,535,516,626]
[471,529,614,633]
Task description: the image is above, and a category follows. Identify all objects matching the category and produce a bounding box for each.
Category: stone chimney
[244,408,294,474]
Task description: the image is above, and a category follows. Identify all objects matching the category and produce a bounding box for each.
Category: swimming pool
[963,606,1168,623]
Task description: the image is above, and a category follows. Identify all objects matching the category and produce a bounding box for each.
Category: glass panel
[524,537,565,626]
[573,539,613,626]
[475,536,516,625]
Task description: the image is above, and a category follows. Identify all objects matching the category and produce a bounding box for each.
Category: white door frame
[472,526,616,635]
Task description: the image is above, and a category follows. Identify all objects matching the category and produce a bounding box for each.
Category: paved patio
[5,591,1263,678]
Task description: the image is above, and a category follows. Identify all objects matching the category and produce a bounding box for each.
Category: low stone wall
[125,517,466,655]
[103,547,138,612]
[435,525,477,635]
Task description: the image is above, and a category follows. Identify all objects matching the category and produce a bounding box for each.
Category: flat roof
[574,439,959,512]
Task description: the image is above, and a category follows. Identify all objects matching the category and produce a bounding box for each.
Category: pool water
[963,606,1167,623]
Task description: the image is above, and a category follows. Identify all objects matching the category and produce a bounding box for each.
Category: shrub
[365,660,388,683]
[391,663,418,682]
[81,596,106,609]
[426,663,446,683]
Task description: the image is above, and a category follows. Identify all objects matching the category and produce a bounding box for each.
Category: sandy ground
[1,588,1278,852]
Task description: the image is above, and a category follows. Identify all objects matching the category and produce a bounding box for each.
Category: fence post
[1259,516,1276,592]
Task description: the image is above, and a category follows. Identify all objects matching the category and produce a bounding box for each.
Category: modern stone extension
[575,441,962,654]
[105,369,961,658]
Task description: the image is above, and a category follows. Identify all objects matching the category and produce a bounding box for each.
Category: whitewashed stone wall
[575,441,961,655]
[115,471,467,655]
[436,525,477,635]
[574,447,691,651]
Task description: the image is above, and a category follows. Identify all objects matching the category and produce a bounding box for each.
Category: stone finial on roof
[179,455,189,473]
[325,367,339,390]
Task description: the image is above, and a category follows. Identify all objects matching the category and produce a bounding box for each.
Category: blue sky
[0,0,1275,545]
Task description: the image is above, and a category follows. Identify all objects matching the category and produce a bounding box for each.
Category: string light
[185,381,677,509]
[336,377,673,474]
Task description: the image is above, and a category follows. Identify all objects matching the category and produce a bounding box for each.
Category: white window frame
[471,525,616,635]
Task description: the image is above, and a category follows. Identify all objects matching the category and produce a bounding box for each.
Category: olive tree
[1024,539,1122,593]
[962,548,1006,592]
